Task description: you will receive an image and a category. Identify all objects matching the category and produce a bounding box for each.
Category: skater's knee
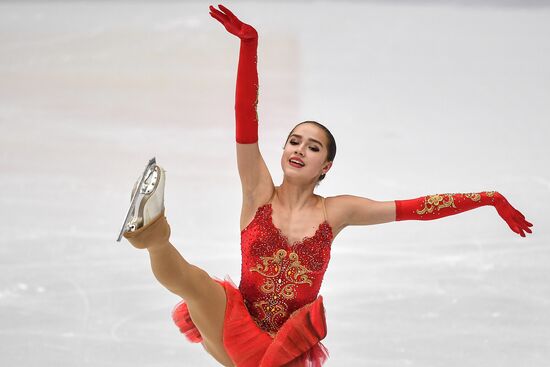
[182,265,220,301]
[187,265,213,291]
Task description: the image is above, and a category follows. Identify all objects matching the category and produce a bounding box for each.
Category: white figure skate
[116,157,166,242]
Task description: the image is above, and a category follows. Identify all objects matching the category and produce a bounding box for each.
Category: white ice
[0,1,549,366]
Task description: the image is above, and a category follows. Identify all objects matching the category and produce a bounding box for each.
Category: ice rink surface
[1,1,549,366]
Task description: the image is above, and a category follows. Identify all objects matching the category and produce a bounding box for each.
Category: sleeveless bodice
[239,199,333,335]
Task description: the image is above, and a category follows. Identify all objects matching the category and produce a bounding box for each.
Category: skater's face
[281,123,332,184]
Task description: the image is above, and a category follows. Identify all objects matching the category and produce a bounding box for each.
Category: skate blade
[116,157,156,242]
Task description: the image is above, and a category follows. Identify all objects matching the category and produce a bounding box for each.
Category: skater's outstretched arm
[333,191,533,237]
[210,5,274,209]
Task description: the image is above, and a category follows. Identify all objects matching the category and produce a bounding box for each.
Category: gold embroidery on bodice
[249,249,314,331]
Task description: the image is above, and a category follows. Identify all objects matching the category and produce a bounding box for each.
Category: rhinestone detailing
[239,203,333,334]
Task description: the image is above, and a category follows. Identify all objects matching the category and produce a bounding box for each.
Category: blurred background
[0,1,549,366]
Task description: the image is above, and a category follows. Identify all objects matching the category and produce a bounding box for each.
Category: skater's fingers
[515,217,531,234]
[512,224,524,237]
[209,11,227,25]
[514,215,533,233]
[210,4,230,18]
[209,6,226,19]
[505,219,519,235]
[218,4,238,20]
[209,6,229,22]
[507,219,526,237]
[521,219,533,233]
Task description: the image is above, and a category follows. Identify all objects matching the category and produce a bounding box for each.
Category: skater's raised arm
[335,191,533,237]
[209,5,274,204]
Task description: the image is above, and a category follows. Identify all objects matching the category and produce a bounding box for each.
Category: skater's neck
[275,179,318,212]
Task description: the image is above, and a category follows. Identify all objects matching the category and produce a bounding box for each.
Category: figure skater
[117,4,533,367]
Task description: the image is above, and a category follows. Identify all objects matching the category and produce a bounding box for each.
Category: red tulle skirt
[171,276,329,367]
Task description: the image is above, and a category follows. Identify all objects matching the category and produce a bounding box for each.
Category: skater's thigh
[184,266,233,364]
[185,270,226,341]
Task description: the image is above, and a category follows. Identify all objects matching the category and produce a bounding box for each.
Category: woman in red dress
[119,4,533,367]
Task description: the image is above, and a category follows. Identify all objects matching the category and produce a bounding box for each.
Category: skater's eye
[289,140,319,152]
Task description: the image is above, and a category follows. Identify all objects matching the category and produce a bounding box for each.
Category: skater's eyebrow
[289,134,324,147]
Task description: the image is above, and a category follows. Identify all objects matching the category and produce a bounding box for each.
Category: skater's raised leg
[120,162,235,366]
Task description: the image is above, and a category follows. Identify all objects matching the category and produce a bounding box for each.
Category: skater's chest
[240,204,332,273]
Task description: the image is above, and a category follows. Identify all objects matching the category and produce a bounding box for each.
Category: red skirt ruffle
[171,276,329,367]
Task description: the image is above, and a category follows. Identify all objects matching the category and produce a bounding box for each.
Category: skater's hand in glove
[493,192,533,237]
[209,4,258,40]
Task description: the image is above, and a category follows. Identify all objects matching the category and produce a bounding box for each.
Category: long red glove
[209,4,259,144]
[395,191,533,237]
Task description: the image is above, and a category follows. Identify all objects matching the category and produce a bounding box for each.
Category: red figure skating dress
[172,191,333,366]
